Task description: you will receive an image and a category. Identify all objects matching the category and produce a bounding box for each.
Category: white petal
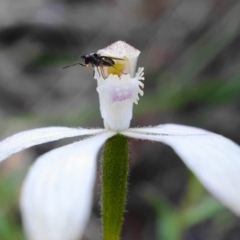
[0,127,105,162]
[123,124,240,216]
[21,131,115,240]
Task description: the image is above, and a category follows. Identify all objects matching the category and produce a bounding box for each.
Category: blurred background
[0,0,240,239]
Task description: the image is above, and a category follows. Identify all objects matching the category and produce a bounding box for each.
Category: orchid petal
[21,131,115,240]
[0,127,106,162]
[123,124,240,216]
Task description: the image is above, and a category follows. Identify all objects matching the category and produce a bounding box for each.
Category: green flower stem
[101,134,129,240]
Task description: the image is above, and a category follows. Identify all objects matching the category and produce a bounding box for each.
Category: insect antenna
[61,62,86,70]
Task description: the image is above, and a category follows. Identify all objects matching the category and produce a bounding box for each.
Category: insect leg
[90,63,101,78]
[100,67,106,79]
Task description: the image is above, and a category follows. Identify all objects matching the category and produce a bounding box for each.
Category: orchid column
[95,42,144,240]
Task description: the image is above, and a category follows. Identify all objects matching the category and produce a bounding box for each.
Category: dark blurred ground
[0,0,240,239]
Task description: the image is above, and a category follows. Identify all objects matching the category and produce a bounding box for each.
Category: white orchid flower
[0,41,240,240]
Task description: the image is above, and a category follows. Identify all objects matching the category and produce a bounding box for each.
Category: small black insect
[62,53,125,79]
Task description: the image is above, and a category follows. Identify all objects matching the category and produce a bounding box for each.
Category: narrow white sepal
[122,124,240,216]
[21,131,115,240]
[126,124,210,135]
[0,127,106,162]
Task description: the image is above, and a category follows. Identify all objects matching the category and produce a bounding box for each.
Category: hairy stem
[101,134,129,240]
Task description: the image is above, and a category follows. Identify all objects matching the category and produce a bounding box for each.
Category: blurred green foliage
[144,172,232,240]
[0,169,25,240]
